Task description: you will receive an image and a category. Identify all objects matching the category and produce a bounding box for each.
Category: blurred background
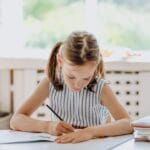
[0,0,150,128]
[1,0,150,54]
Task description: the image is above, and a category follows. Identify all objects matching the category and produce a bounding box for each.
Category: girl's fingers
[50,121,74,135]
[71,136,89,143]
[61,122,74,132]
[56,135,74,143]
[72,139,78,143]
[55,129,93,143]
[58,126,73,134]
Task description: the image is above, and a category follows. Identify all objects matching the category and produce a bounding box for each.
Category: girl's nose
[74,80,83,89]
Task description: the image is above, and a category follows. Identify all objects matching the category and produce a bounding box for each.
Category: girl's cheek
[64,78,73,87]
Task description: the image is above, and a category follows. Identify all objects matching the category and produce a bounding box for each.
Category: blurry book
[132,116,150,128]
[131,116,150,142]
[134,130,150,142]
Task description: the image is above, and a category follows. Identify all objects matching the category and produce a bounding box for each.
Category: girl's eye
[68,76,75,79]
[84,78,90,81]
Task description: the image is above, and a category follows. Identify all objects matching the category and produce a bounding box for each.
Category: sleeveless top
[49,78,109,127]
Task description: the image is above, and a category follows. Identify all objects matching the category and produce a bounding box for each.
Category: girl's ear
[56,53,63,67]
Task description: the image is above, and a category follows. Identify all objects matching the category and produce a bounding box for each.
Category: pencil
[46,104,63,121]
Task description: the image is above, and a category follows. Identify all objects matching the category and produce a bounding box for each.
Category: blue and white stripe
[49,78,109,127]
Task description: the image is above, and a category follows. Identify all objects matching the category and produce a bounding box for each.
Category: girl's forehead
[63,61,97,72]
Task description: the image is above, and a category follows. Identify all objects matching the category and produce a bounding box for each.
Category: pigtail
[46,42,63,90]
[87,53,105,92]
[97,53,105,78]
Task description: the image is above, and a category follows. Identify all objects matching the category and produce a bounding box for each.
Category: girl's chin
[70,88,81,92]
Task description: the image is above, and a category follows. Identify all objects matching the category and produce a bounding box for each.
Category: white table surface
[113,139,150,150]
[0,134,133,150]
[1,134,149,150]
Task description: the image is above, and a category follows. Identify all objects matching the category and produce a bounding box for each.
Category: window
[23,0,150,51]
[0,0,23,55]
[23,0,86,49]
[0,0,150,55]
[97,0,150,51]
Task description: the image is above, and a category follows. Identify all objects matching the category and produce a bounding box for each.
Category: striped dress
[49,78,109,127]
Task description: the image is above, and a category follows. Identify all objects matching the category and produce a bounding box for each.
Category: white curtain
[0,0,23,56]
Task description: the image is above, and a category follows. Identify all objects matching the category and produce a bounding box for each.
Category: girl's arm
[55,84,134,144]
[10,77,74,135]
[92,84,133,137]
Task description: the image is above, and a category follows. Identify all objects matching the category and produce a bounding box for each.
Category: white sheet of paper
[132,116,150,127]
[0,130,57,144]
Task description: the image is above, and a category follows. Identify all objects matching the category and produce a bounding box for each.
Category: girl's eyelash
[68,76,75,79]
[68,76,90,80]
[67,74,91,80]
[84,78,90,81]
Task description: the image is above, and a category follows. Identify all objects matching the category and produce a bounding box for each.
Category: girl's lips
[73,89,80,91]
[72,88,81,91]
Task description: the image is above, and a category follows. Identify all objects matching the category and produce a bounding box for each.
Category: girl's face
[57,54,97,92]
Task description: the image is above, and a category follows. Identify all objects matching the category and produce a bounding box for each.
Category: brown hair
[46,31,105,91]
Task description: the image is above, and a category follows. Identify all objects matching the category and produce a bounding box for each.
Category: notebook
[0,129,57,144]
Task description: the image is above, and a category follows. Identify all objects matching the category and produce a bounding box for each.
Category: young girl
[10,31,133,143]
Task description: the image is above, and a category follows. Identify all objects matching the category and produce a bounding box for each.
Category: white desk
[113,139,150,150]
[0,134,133,150]
[0,135,150,150]
[0,134,149,150]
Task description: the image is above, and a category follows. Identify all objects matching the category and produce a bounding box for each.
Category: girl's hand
[47,121,74,136]
[55,128,95,143]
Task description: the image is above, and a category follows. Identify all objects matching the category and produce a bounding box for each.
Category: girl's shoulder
[42,76,50,84]
[96,78,110,85]
[38,76,51,91]
[94,78,110,94]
